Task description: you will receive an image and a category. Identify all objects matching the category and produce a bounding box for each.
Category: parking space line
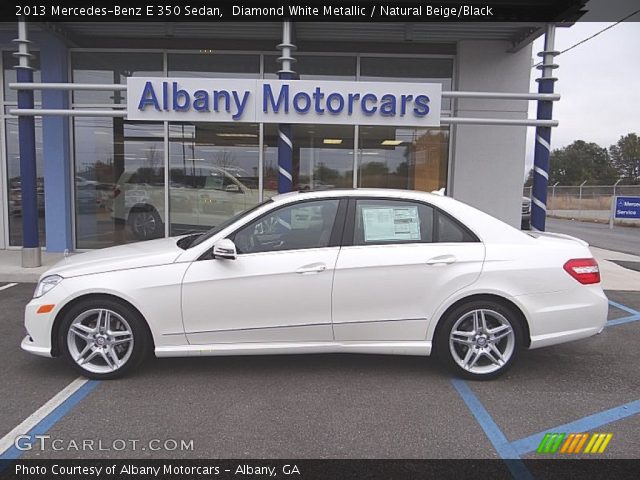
[0,283,18,292]
[450,379,533,479]
[608,300,640,316]
[607,314,640,327]
[0,377,100,460]
[510,399,640,456]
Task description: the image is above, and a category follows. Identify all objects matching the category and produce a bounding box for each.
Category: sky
[524,14,640,175]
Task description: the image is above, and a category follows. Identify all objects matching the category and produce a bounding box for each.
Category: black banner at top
[3,0,639,23]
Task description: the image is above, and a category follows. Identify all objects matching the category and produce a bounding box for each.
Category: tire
[128,207,163,240]
[58,298,151,380]
[435,300,524,380]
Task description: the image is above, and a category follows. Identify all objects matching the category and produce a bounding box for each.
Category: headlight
[33,275,63,299]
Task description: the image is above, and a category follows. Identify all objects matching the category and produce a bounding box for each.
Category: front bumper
[21,335,52,357]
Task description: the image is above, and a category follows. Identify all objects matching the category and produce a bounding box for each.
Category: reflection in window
[263,55,356,80]
[359,57,453,109]
[263,124,354,196]
[71,52,163,104]
[5,117,45,246]
[234,199,340,253]
[358,126,449,193]
[168,123,260,235]
[74,118,165,248]
[168,53,260,78]
[3,51,42,104]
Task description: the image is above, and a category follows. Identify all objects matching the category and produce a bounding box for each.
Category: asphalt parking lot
[1,283,639,472]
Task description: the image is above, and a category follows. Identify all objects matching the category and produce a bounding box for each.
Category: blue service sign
[615,196,640,219]
[126,77,442,127]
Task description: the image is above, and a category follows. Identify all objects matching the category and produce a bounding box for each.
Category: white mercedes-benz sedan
[22,189,608,380]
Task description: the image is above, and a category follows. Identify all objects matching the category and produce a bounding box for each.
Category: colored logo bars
[537,432,613,454]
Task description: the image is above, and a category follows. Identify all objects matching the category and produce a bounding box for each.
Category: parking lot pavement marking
[450,379,533,479]
[509,399,640,457]
[607,300,640,316]
[0,378,100,460]
[607,314,640,327]
[0,283,18,292]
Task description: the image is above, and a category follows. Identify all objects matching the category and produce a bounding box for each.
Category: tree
[609,133,640,185]
[549,140,618,185]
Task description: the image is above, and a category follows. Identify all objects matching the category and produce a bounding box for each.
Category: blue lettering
[400,94,413,116]
[326,93,344,114]
[213,91,230,113]
[172,82,190,111]
[313,87,325,113]
[413,95,430,116]
[137,81,161,111]
[347,93,360,115]
[162,81,168,111]
[232,91,251,120]
[380,94,396,116]
[263,84,289,113]
[361,93,378,115]
[193,90,209,111]
[293,92,311,113]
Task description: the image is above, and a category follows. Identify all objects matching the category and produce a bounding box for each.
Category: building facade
[0,22,544,252]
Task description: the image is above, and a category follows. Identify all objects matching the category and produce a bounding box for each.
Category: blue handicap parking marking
[607,300,640,327]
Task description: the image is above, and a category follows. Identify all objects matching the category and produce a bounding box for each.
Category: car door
[332,198,485,341]
[181,198,346,344]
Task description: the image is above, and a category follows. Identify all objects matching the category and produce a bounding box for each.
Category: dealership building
[0,9,583,256]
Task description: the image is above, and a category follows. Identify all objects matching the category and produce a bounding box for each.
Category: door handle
[296,264,327,274]
[426,255,457,266]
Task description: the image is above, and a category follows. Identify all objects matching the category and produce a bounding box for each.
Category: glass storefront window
[358,126,449,192]
[5,116,45,246]
[71,52,163,105]
[74,117,165,249]
[264,55,356,80]
[3,51,41,104]
[168,53,260,78]
[168,122,260,235]
[360,56,453,109]
[264,124,354,196]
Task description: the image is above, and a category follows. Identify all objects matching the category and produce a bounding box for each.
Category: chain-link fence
[523,184,640,226]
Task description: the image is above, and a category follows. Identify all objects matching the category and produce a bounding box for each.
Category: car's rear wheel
[128,207,163,240]
[59,298,150,379]
[436,300,523,380]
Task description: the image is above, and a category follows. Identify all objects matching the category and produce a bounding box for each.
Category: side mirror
[213,238,237,260]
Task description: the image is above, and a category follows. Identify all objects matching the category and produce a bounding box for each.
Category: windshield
[188,199,273,249]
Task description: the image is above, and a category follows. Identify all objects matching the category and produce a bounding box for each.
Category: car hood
[43,237,185,279]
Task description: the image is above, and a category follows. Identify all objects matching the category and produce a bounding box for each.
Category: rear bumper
[515,284,608,349]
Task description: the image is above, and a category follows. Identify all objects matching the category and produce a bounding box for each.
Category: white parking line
[0,377,88,455]
[0,283,18,291]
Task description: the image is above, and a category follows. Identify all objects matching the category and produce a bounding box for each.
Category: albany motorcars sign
[126,77,442,127]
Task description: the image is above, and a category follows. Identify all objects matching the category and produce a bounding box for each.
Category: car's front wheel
[436,300,523,380]
[59,298,150,379]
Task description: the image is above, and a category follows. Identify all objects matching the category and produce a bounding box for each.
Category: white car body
[22,189,608,377]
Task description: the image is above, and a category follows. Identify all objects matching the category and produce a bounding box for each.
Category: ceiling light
[381,140,403,146]
[323,139,343,145]
[216,133,258,138]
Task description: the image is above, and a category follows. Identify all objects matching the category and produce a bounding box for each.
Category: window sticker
[362,206,420,242]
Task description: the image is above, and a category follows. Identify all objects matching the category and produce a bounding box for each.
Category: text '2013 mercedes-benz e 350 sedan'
[22,189,608,380]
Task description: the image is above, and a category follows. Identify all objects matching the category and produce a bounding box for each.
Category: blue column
[39,34,72,252]
[277,71,294,193]
[16,67,39,249]
[531,25,558,232]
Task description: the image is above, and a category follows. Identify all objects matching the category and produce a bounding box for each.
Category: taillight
[112,185,121,198]
[563,258,600,285]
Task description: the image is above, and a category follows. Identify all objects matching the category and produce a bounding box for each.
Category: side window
[353,199,434,246]
[435,211,477,243]
[233,199,340,254]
